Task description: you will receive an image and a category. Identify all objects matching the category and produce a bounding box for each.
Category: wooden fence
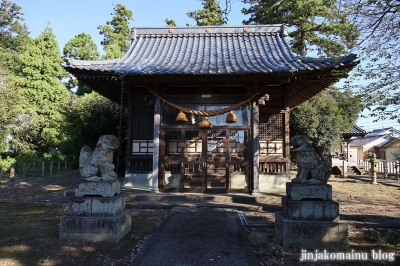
[357,160,400,176]
[7,161,70,179]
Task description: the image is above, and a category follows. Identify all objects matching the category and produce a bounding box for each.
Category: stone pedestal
[75,180,121,197]
[275,183,348,250]
[60,180,131,242]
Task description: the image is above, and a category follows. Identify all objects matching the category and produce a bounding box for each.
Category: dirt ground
[0,172,400,265]
[243,179,400,265]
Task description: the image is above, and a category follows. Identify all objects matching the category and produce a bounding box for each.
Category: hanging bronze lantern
[176,111,188,122]
[199,117,212,129]
[225,111,238,123]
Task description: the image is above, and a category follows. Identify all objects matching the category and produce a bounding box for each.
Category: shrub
[0,155,16,174]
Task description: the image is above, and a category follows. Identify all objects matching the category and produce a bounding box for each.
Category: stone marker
[275,135,348,250]
[59,135,131,242]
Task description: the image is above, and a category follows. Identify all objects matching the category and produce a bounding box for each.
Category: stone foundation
[275,212,348,250]
[68,194,126,216]
[60,180,131,242]
[59,210,131,242]
[259,173,291,189]
[75,180,120,197]
[275,182,348,250]
[286,182,332,201]
[282,197,339,221]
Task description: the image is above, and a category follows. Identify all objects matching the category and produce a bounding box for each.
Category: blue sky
[17,0,249,53]
[15,0,398,132]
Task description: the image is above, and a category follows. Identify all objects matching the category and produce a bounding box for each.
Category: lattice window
[259,114,283,140]
[259,141,283,155]
[132,140,153,155]
[132,114,154,139]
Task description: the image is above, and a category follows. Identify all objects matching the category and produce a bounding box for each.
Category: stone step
[123,193,283,205]
[60,186,355,212]
[125,201,282,212]
[121,189,354,205]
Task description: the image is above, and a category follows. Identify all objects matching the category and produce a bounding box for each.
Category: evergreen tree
[188,0,227,26]
[98,3,133,59]
[242,0,358,56]
[165,18,177,26]
[63,33,99,95]
[0,0,30,71]
[0,0,29,151]
[290,89,362,150]
[60,92,126,168]
[0,69,21,151]
[63,32,99,60]
[11,26,71,153]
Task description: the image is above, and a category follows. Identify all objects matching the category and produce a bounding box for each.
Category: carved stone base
[75,180,120,197]
[275,212,348,250]
[282,197,339,221]
[286,182,332,201]
[68,194,126,216]
[59,210,131,242]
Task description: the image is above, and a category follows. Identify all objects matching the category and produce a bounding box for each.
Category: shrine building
[63,25,357,194]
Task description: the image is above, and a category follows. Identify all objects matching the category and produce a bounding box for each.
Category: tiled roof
[63,25,357,75]
[343,125,368,135]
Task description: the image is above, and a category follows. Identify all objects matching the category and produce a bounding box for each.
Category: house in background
[377,138,400,161]
[348,127,400,161]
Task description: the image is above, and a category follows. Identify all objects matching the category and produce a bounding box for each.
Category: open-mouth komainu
[290,135,332,184]
[79,135,119,182]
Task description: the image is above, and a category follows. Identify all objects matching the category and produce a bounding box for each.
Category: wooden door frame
[159,126,251,193]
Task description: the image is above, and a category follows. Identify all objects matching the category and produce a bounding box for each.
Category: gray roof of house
[365,127,400,138]
[380,137,400,148]
[63,25,357,76]
[349,136,385,147]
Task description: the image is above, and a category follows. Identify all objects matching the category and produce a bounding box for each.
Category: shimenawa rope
[154,93,258,117]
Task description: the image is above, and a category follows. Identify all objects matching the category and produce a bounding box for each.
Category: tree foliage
[0,0,30,71]
[342,0,400,121]
[0,0,29,152]
[60,92,126,169]
[165,18,177,26]
[63,33,99,95]
[241,0,359,56]
[290,89,362,150]
[188,0,227,26]
[11,26,71,153]
[0,70,22,151]
[98,3,133,59]
[63,32,99,60]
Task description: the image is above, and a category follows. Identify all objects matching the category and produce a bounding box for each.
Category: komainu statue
[290,135,332,184]
[79,135,119,182]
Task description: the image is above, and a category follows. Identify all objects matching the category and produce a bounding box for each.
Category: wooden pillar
[10,164,15,183]
[151,97,160,193]
[41,162,45,177]
[22,163,27,178]
[49,161,53,175]
[252,101,260,194]
[125,91,133,174]
[32,162,36,178]
[284,109,290,172]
